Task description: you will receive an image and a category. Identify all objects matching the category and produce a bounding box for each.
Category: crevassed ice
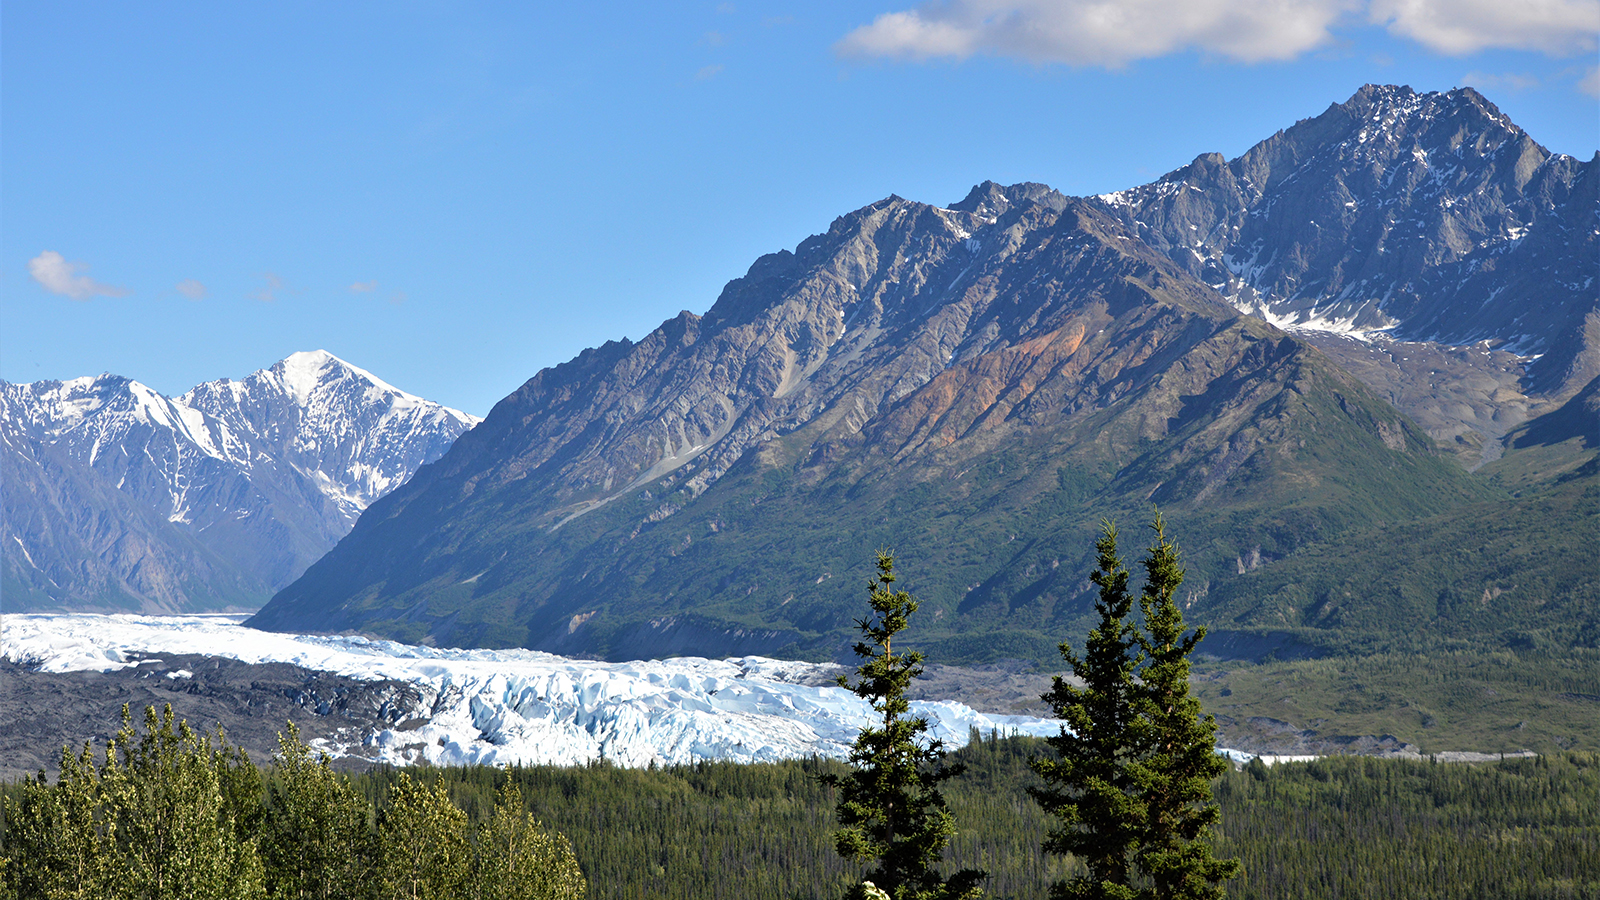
[0,614,1065,769]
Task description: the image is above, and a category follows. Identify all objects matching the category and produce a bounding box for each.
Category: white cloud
[838,0,1598,65]
[176,279,207,300]
[1580,66,1600,97]
[1371,0,1599,55]
[349,280,379,293]
[835,0,1355,66]
[27,251,128,301]
[696,64,725,80]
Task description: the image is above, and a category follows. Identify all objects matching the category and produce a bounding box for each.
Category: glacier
[1,613,1068,769]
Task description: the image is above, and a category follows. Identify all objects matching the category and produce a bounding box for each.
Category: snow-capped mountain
[1094,84,1596,396]
[2,352,479,613]
[252,86,1595,664]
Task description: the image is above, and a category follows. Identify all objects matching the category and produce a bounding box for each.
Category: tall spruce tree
[826,552,985,900]
[1128,515,1241,900]
[1030,521,1145,900]
[1033,516,1240,900]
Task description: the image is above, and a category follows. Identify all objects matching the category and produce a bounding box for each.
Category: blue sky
[4,1,1596,416]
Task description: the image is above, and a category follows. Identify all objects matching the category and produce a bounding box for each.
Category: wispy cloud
[1579,65,1600,97]
[250,272,288,303]
[696,64,725,80]
[702,30,727,46]
[27,251,129,300]
[176,279,208,300]
[837,0,1598,66]
[1462,71,1542,92]
[389,290,407,306]
[836,0,1354,66]
[349,280,379,293]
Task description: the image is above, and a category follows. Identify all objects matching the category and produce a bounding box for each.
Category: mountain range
[2,351,479,613]
[250,85,1596,664]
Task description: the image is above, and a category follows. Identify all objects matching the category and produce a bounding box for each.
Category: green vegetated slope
[330,741,1598,900]
[1187,401,1598,756]
[1204,427,1598,657]
[253,194,1492,665]
[1196,645,1600,756]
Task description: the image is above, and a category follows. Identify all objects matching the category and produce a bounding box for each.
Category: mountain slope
[253,190,1486,660]
[253,85,1592,663]
[1203,385,1599,655]
[1097,84,1597,457]
[2,352,479,612]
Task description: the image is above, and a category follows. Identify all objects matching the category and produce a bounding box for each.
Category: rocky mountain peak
[950,180,1069,218]
[1092,83,1595,400]
[4,352,480,612]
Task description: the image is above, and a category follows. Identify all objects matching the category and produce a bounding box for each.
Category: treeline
[1215,752,1600,900]
[0,706,583,900]
[355,737,1599,900]
[6,716,1597,899]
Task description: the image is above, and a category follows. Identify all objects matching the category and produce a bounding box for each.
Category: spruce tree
[1029,521,1144,900]
[1128,515,1240,900]
[1033,516,1240,900]
[826,552,985,900]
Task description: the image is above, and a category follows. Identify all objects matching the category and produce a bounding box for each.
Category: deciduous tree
[474,779,586,900]
[377,774,469,900]
[262,722,375,900]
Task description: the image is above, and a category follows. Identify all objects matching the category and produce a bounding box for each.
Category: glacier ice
[1,614,1067,769]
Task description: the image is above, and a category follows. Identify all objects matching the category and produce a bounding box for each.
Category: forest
[5,534,1595,899]
[3,716,1596,900]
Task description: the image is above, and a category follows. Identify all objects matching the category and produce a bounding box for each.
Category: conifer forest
[4,525,1596,899]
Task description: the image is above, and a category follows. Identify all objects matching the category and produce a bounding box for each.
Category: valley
[3,85,1595,774]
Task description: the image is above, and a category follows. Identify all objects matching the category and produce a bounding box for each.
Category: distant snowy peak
[2,374,249,469]
[3,352,482,610]
[184,349,477,426]
[179,350,480,517]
